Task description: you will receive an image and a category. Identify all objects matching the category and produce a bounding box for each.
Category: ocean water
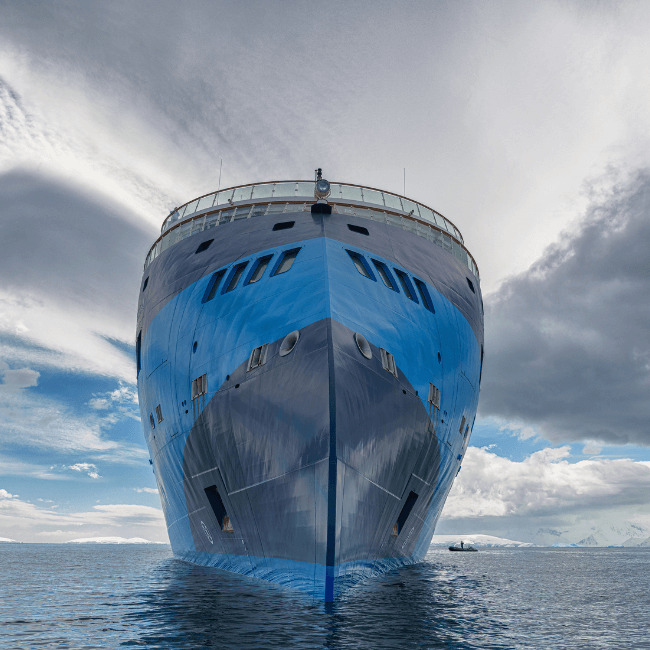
[1,544,648,649]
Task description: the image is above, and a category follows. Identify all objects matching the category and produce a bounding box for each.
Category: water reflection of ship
[136,171,484,600]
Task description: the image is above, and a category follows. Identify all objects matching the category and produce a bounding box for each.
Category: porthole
[280,330,300,356]
[355,333,372,360]
[466,277,475,293]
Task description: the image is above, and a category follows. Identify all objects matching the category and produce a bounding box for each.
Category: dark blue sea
[1,544,648,649]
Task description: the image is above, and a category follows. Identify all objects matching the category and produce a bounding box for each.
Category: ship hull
[137,208,483,600]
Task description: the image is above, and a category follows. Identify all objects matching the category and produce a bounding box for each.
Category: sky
[0,0,649,546]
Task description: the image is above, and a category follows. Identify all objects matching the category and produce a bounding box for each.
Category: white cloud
[0,489,167,542]
[66,463,101,479]
[0,378,145,461]
[0,365,40,389]
[443,446,650,520]
[438,445,650,545]
[134,487,158,494]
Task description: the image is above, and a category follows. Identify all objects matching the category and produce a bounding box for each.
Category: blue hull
[136,207,483,600]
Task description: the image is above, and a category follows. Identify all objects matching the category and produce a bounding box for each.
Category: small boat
[448,543,478,552]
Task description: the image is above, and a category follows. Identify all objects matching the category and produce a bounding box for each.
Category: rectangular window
[346,250,375,280]
[247,255,273,284]
[224,262,248,293]
[155,404,163,423]
[191,374,207,400]
[428,383,441,409]
[247,343,269,371]
[413,278,435,312]
[202,269,226,303]
[394,269,418,302]
[149,413,155,430]
[204,485,234,532]
[380,348,398,378]
[459,415,466,435]
[272,248,300,276]
[372,260,397,290]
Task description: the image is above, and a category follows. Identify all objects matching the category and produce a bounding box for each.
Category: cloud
[0,382,145,457]
[0,170,154,383]
[134,488,158,494]
[66,463,101,479]
[438,445,650,544]
[0,365,39,389]
[0,489,167,542]
[481,170,650,445]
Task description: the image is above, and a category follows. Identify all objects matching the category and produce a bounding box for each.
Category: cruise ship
[136,172,484,601]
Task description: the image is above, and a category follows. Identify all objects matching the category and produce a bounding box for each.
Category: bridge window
[346,250,375,280]
[414,278,435,312]
[202,269,226,303]
[372,260,397,290]
[394,270,417,302]
[272,248,300,275]
[224,262,248,292]
[247,255,273,284]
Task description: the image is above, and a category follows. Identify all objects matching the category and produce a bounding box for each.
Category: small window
[459,415,466,435]
[348,224,369,236]
[272,248,300,276]
[204,485,234,532]
[346,250,375,280]
[191,374,207,400]
[155,404,163,423]
[247,255,273,284]
[202,269,226,303]
[224,262,248,293]
[372,260,397,290]
[247,343,269,371]
[149,413,155,430]
[195,239,214,254]
[380,348,398,378]
[428,383,441,409]
[394,269,417,302]
[273,221,294,231]
[142,277,149,292]
[466,277,475,293]
[392,491,418,536]
[413,278,435,313]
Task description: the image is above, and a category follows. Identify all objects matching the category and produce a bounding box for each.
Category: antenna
[315,168,323,181]
[403,168,405,196]
[218,159,223,192]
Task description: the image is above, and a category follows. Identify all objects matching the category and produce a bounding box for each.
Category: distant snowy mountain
[0,537,17,543]
[430,534,533,548]
[65,537,167,544]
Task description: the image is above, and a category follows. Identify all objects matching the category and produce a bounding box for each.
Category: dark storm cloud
[480,171,650,446]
